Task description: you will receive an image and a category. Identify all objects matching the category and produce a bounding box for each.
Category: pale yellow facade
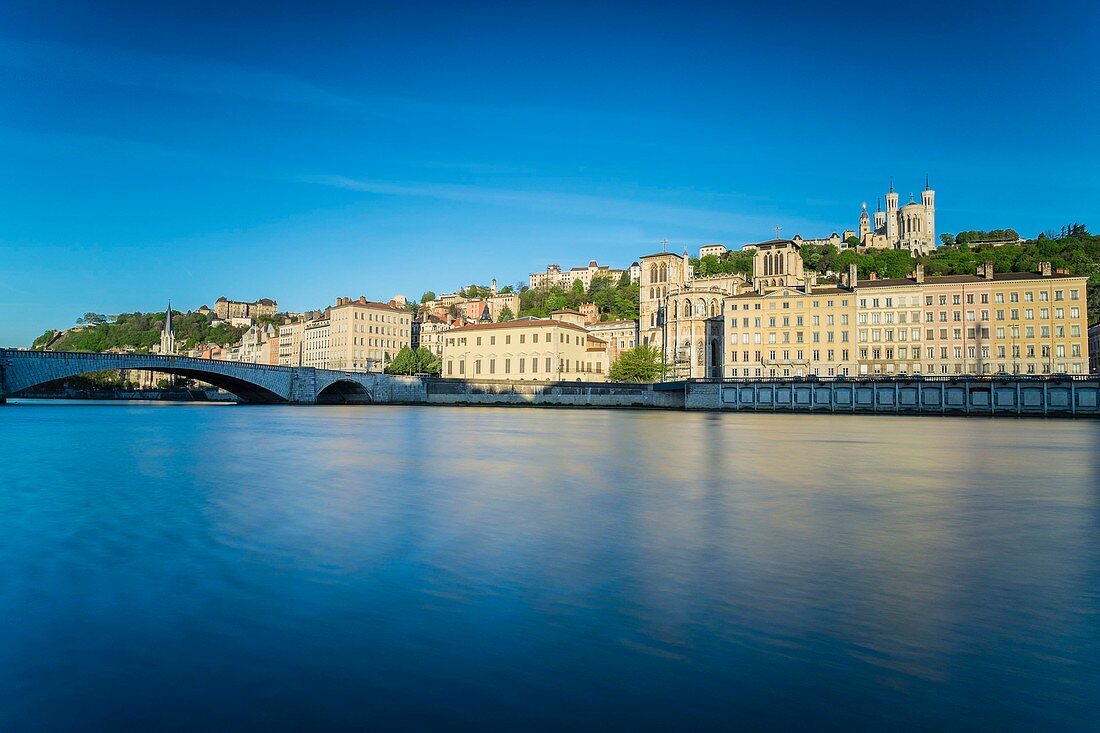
[586,320,637,363]
[724,286,857,378]
[442,315,608,381]
[328,297,412,372]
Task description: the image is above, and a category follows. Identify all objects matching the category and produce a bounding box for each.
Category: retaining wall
[682,378,1100,416]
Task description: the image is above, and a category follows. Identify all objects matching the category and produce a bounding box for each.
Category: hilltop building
[529,260,632,290]
[857,178,936,255]
[214,297,278,324]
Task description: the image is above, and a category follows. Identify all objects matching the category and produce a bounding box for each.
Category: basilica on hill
[857,178,936,255]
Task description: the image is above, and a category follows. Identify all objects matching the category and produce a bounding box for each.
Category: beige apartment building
[328,296,412,372]
[714,248,1088,378]
[442,311,609,381]
[986,265,1088,375]
[586,319,638,363]
[855,269,926,376]
[413,316,453,358]
[724,283,857,378]
[302,316,330,369]
[278,318,306,366]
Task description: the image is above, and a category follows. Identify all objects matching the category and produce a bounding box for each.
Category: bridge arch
[316,379,373,404]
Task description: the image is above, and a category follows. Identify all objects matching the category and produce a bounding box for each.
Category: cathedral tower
[874,198,886,231]
[885,179,899,243]
[922,176,935,246]
[858,202,870,240]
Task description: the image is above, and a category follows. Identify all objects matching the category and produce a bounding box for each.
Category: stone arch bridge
[0,349,426,404]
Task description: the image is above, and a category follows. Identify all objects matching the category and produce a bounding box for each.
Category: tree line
[31,311,250,352]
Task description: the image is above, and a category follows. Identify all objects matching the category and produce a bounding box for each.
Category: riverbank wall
[413,376,1100,416]
[419,378,683,408]
[680,377,1100,417]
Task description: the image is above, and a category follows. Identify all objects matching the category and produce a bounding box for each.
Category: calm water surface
[1,402,1099,731]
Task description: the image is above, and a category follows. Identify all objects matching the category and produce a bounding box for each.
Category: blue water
[2,402,1099,731]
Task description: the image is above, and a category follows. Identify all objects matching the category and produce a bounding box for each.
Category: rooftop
[449,318,590,334]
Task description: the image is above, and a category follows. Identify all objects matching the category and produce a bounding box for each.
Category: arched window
[659,263,668,282]
[683,299,692,319]
[649,264,658,282]
[696,298,706,316]
[710,299,719,317]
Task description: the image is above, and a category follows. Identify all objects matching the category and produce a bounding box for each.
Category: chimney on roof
[983,260,994,280]
[358,296,367,304]
[915,263,925,284]
[1039,261,1052,277]
[803,275,812,295]
[849,263,859,290]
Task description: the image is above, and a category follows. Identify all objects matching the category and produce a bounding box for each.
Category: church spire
[925,174,930,190]
[889,176,894,193]
[160,301,176,355]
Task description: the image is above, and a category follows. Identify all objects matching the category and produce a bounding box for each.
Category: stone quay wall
[420,379,683,409]
[681,377,1100,417]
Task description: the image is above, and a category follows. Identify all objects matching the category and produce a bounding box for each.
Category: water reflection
[1,403,1098,730]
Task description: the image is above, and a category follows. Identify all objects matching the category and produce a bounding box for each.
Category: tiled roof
[856,272,1083,288]
[449,318,590,334]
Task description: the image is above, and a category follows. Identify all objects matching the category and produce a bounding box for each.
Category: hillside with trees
[31,311,250,352]
[518,273,639,322]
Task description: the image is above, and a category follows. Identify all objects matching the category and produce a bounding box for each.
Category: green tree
[420,291,436,303]
[386,346,443,376]
[609,345,669,383]
[940,232,956,247]
[497,305,515,322]
[386,347,417,375]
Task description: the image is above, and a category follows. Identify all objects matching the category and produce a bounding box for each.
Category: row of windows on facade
[732,306,1082,330]
[335,337,404,348]
[445,332,586,347]
[338,311,410,323]
[729,320,1083,345]
[727,347,1082,365]
[333,323,409,335]
[445,357,604,376]
[725,362,1083,378]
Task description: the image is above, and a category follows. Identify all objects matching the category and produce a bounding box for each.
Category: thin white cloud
[301,174,836,243]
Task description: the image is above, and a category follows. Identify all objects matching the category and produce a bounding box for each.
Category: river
[2,401,1098,731]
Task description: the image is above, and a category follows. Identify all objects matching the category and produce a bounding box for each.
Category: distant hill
[31,311,251,352]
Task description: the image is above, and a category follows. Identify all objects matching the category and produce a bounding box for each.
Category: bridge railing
[0,349,301,372]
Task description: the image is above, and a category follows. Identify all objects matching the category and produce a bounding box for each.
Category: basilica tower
[922,176,935,246]
[885,179,899,243]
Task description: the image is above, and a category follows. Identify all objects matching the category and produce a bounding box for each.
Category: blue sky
[1,0,1097,346]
